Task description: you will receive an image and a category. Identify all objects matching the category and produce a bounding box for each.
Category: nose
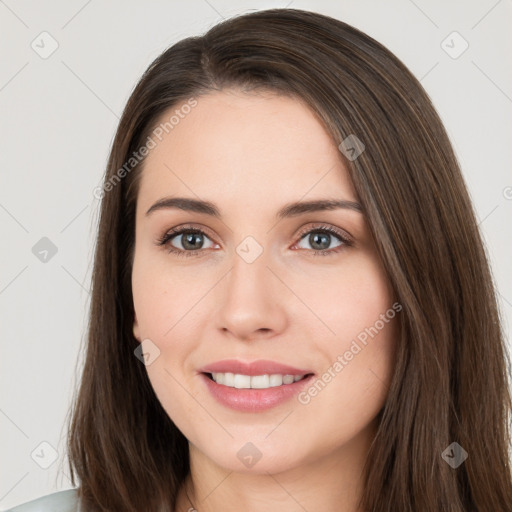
[214,247,289,342]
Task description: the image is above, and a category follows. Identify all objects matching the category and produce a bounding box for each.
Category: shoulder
[5,489,81,512]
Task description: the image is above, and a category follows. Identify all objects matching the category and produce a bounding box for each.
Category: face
[131,88,398,475]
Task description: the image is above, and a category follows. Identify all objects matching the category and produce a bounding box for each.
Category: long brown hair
[67,8,512,511]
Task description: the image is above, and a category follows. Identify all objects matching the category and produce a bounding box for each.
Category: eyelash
[156,223,353,258]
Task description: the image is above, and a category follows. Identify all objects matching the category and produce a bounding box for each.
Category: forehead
[136,89,357,213]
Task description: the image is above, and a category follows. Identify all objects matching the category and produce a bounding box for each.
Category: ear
[133,311,141,342]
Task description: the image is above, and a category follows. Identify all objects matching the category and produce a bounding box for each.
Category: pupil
[183,232,203,250]
[310,232,330,250]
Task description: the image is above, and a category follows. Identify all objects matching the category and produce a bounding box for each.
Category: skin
[131,88,399,512]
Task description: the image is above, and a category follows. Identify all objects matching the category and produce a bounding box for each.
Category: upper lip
[199,359,314,376]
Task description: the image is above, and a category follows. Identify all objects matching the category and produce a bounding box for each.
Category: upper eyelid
[295,223,352,241]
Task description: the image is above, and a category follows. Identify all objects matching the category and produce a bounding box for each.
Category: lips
[199,359,313,376]
[198,359,316,412]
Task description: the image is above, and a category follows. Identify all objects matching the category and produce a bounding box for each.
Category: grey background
[1,0,511,508]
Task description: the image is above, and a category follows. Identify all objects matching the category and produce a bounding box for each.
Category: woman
[9,7,512,512]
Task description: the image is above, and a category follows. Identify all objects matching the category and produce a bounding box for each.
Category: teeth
[210,372,306,389]
[251,374,269,388]
[269,374,282,387]
[234,373,250,389]
[282,375,295,384]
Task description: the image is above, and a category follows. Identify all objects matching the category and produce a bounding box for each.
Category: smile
[208,372,307,389]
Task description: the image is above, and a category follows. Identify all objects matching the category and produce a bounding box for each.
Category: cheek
[332,255,398,390]
[295,251,398,405]
[131,247,196,341]
[131,250,204,392]
[297,310,398,446]
[292,251,396,344]
[131,254,200,423]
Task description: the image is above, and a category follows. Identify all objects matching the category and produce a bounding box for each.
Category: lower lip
[200,373,315,412]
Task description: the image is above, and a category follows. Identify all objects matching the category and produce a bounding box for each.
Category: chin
[192,434,309,475]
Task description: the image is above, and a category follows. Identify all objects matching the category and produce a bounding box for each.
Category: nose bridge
[214,234,288,338]
[229,235,273,296]
[235,233,266,268]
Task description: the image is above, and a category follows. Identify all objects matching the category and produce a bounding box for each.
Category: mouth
[198,359,316,411]
[203,371,314,389]
[199,370,316,412]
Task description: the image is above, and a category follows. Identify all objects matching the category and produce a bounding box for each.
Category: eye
[156,223,353,258]
[156,225,217,257]
[293,224,353,256]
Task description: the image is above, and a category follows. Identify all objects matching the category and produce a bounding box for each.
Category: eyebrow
[145,196,363,219]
